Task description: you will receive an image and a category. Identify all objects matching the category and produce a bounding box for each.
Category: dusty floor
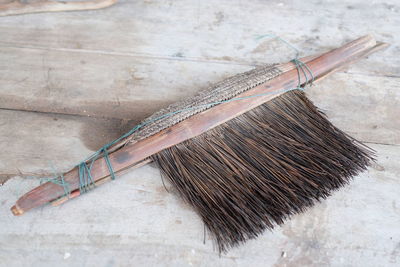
[0,0,399,266]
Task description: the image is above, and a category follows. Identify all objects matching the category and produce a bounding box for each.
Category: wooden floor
[0,0,399,266]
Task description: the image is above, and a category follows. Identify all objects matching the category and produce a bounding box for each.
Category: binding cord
[46,34,315,198]
[40,162,70,198]
[78,162,95,193]
[292,58,314,89]
[76,144,116,194]
[256,33,314,89]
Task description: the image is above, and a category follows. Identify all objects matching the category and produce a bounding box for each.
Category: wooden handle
[11,35,387,216]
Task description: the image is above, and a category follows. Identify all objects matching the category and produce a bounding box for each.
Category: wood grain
[0,0,117,16]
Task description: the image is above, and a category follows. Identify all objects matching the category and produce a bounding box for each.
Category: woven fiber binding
[127,64,282,143]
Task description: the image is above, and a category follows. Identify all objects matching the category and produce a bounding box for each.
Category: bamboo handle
[11,35,387,216]
[50,158,152,206]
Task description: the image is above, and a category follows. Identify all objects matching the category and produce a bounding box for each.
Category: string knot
[291,58,314,90]
[40,171,71,198]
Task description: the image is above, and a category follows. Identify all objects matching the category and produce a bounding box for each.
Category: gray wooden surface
[0,0,399,266]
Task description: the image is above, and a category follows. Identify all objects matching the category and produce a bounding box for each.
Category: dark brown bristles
[152,89,374,253]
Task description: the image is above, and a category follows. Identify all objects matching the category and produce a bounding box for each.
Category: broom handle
[11,35,387,216]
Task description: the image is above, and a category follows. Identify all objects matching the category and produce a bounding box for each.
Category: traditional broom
[11,35,387,252]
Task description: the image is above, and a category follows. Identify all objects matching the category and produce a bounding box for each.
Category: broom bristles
[152,89,374,253]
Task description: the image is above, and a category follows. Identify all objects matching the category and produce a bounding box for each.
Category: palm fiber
[152,89,373,253]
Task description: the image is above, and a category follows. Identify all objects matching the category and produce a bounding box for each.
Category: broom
[11,35,387,252]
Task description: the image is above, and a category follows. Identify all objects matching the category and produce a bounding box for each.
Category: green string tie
[78,161,95,193]
[40,163,71,198]
[101,146,116,180]
[292,58,314,90]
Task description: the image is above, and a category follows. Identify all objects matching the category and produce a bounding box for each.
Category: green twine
[40,162,71,198]
[78,162,95,193]
[101,146,116,180]
[255,33,314,89]
[45,34,315,197]
[292,58,314,89]
[255,34,301,58]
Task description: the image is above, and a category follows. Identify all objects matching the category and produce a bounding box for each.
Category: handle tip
[11,205,24,216]
[375,41,390,50]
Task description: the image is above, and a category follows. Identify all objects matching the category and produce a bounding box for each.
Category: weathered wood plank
[0,109,138,176]
[0,0,117,17]
[0,0,398,75]
[307,73,400,145]
[0,46,249,120]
